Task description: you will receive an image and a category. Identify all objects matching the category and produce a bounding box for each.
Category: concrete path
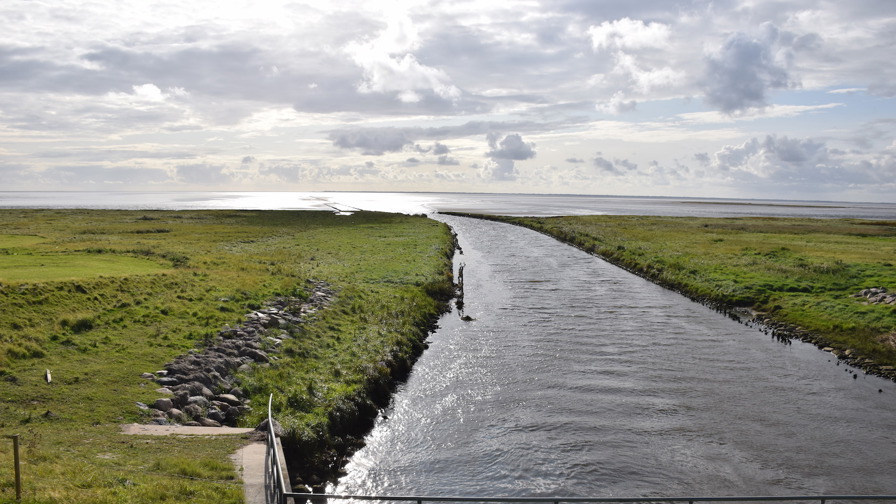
[231,440,268,504]
[121,424,269,504]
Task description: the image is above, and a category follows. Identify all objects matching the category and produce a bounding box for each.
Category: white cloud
[596,91,636,115]
[480,158,518,181]
[0,0,894,200]
[701,24,796,113]
[706,134,893,189]
[486,133,536,161]
[588,17,671,52]
[345,8,460,103]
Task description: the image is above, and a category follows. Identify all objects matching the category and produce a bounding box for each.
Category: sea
[1,191,895,219]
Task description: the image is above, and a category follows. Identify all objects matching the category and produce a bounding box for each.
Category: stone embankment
[852,287,896,305]
[740,286,896,382]
[136,280,334,427]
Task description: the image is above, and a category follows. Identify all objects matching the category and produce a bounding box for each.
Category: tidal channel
[334,214,896,498]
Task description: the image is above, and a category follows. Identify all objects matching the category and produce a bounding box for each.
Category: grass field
[476,214,896,371]
[0,209,455,503]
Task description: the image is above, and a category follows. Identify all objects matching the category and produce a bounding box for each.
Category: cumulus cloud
[702,24,797,114]
[479,133,535,181]
[596,91,637,114]
[329,128,413,155]
[327,121,552,156]
[486,133,536,160]
[480,158,518,181]
[432,142,450,155]
[345,9,460,104]
[705,134,893,189]
[588,17,671,52]
[592,154,638,176]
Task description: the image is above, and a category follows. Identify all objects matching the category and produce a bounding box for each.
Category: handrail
[266,393,288,504]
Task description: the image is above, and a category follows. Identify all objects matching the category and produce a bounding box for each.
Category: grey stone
[187,395,209,408]
[198,417,221,427]
[254,418,284,436]
[183,404,203,420]
[153,398,173,412]
[207,409,226,423]
[213,393,242,407]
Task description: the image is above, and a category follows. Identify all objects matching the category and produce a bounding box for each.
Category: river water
[334,214,896,498]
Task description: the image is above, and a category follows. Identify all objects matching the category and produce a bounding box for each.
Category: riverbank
[0,209,455,503]
[454,213,896,378]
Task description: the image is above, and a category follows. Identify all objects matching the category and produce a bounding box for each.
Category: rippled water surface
[335,215,896,498]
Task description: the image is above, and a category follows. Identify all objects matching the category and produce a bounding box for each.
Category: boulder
[183,404,203,420]
[243,349,270,363]
[198,417,221,427]
[213,393,242,407]
[255,418,284,436]
[157,376,180,387]
[207,408,226,423]
[153,398,173,412]
[187,395,209,408]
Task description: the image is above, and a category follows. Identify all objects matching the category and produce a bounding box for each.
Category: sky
[1,0,895,202]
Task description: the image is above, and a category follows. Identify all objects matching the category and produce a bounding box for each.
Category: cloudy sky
[2,0,895,202]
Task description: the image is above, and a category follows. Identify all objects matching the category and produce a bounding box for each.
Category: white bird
[45,369,51,384]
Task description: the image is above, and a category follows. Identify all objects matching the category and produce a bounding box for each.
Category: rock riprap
[852,287,896,305]
[138,281,335,427]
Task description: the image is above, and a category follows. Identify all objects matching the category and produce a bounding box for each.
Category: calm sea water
[1,191,895,219]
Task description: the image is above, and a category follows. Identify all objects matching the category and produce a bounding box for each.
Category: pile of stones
[852,287,896,305]
[137,280,335,426]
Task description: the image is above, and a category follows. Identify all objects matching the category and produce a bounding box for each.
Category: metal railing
[264,396,896,504]
[266,394,289,504]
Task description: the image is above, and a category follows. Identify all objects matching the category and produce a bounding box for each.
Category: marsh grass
[0,209,454,503]
[482,215,896,367]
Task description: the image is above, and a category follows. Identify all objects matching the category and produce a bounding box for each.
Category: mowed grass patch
[0,234,48,248]
[481,215,896,367]
[0,253,169,282]
[0,209,455,503]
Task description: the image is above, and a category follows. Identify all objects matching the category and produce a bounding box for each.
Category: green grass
[0,254,169,282]
[0,209,455,503]
[476,214,896,368]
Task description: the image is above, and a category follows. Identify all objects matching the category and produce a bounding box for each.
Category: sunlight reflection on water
[2,191,895,219]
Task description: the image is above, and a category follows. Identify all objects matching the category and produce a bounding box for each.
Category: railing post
[10,434,22,501]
